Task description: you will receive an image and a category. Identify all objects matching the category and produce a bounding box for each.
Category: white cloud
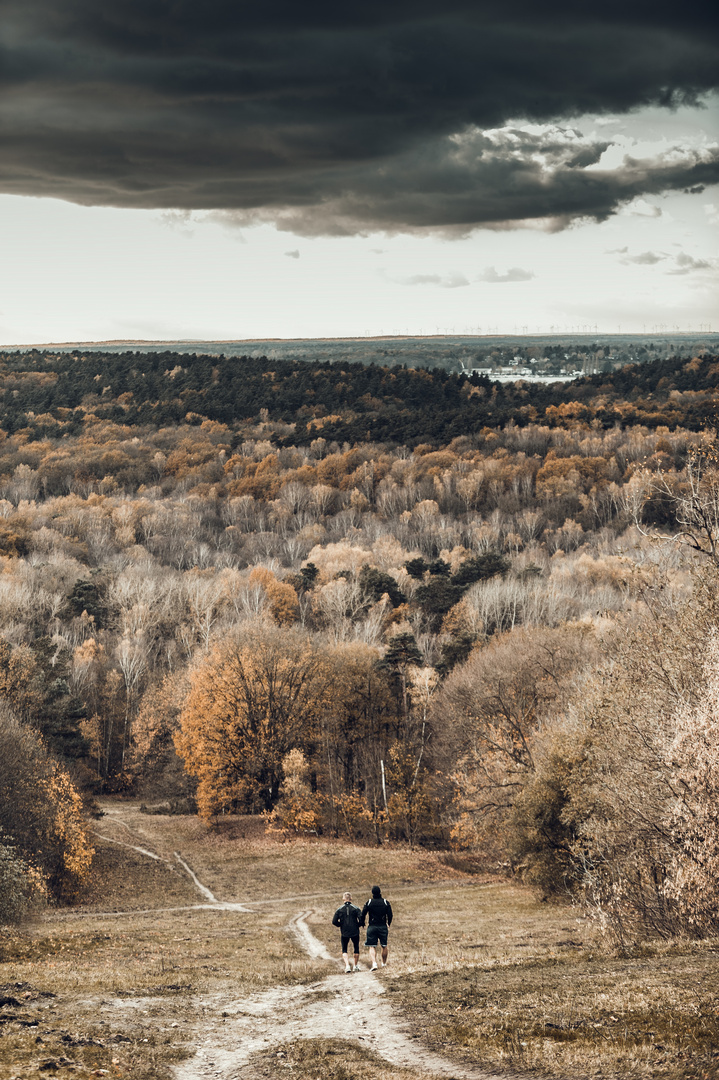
[666,252,716,275]
[477,266,535,282]
[394,272,470,288]
[622,198,662,218]
[622,251,667,265]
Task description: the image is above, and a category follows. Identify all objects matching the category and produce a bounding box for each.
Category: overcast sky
[1,1,717,344]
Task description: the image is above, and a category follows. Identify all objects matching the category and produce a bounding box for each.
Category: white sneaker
[345,964,352,973]
[381,962,387,967]
[370,963,378,971]
[353,965,360,972]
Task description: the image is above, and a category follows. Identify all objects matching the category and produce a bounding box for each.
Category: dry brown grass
[309,885,719,1080]
[251,1037,448,1080]
[96,800,471,904]
[2,799,718,1080]
[393,948,719,1079]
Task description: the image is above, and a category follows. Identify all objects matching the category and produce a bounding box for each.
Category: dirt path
[93,808,510,1079]
[174,910,502,1080]
[90,820,253,913]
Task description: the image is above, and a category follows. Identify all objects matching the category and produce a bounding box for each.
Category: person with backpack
[331,891,363,973]
[361,884,392,971]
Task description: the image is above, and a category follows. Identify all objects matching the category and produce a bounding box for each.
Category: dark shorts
[341,934,360,954]
[364,925,388,948]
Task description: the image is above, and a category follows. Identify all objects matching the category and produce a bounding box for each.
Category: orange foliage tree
[265,749,322,835]
[174,625,330,819]
[0,705,93,905]
[249,566,300,625]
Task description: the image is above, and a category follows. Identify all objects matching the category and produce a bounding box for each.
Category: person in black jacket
[361,885,392,970]
[331,892,363,973]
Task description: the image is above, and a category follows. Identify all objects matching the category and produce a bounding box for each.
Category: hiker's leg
[381,945,388,965]
[368,945,377,967]
[351,935,360,970]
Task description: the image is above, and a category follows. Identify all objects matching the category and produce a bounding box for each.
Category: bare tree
[631,445,719,563]
[115,633,149,769]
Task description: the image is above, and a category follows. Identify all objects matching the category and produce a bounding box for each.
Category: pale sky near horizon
[1,4,717,345]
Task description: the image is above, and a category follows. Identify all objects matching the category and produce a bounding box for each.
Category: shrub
[0,704,93,903]
[0,829,46,925]
[265,750,321,836]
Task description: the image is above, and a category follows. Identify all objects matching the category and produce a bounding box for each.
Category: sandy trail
[90,818,253,913]
[93,807,510,1079]
[91,831,170,863]
[175,910,501,1080]
[172,852,252,912]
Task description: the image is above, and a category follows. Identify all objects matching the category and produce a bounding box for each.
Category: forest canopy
[0,346,718,941]
[0,349,716,448]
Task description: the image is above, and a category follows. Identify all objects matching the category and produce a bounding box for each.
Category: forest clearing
[1,800,717,1080]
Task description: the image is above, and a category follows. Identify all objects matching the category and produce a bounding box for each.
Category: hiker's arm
[386,901,393,925]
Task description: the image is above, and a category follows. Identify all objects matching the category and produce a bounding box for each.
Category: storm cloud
[1,0,718,232]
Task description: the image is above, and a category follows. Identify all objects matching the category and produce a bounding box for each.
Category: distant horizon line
[1,330,717,350]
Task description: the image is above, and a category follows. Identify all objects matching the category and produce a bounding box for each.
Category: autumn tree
[557,568,719,941]
[632,440,719,563]
[265,749,321,835]
[665,631,719,933]
[175,625,330,818]
[385,742,436,846]
[0,704,93,903]
[127,670,192,797]
[0,827,44,924]
[0,637,89,766]
[249,566,300,626]
[320,642,399,837]
[433,622,600,853]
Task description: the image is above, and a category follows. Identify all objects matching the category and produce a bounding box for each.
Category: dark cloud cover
[1,1,718,232]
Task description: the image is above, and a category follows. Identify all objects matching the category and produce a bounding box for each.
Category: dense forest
[0,348,718,447]
[1,347,718,943]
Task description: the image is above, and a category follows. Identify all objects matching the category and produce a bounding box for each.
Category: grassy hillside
[1,802,716,1080]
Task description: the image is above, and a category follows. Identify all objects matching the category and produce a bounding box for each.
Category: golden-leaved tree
[0,703,93,910]
[174,625,330,819]
[265,749,321,835]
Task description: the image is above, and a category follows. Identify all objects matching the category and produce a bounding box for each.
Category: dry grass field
[1,799,717,1080]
